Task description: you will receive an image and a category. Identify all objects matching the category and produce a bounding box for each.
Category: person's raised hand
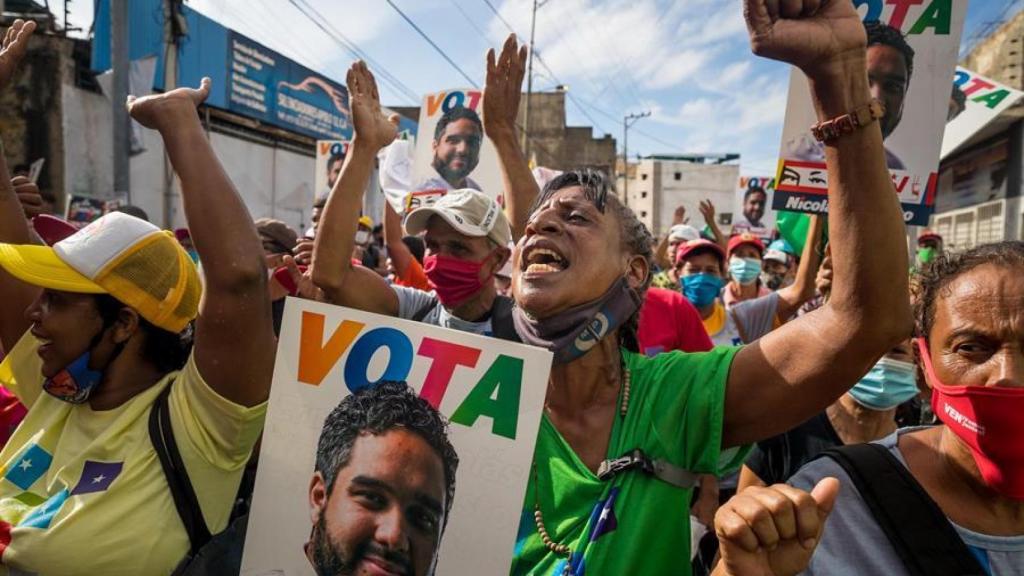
[127,77,211,131]
[347,61,398,150]
[483,34,527,139]
[699,200,717,226]
[0,20,35,92]
[715,478,839,576]
[672,205,687,226]
[743,0,865,80]
[12,176,43,218]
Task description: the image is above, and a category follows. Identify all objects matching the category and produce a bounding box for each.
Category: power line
[480,0,519,38]
[385,0,480,88]
[448,0,492,42]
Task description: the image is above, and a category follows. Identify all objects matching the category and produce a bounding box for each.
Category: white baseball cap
[404,189,512,247]
[668,224,700,243]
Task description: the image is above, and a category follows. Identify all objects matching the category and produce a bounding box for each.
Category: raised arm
[699,200,726,250]
[310,62,400,313]
[722,0,911,447]
[383,200,415,279]
[773,215,824,320]
[127,79,274,407]
[0,20,40,351]
[484,35,536,241]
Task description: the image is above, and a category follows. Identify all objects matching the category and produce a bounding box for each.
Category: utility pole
[522,0,547,160]
[622,111,650,208]
[111,0,130,203]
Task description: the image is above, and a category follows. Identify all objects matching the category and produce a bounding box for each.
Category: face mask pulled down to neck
[848,357,919,410]
[424,252,494,308]
[916,337,1024,500]
[729,257,762,285]
[680,273,724,308]
[43,351,104,404]
[513,277,641,365]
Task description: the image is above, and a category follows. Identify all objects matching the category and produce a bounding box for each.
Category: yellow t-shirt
[0,332,266,575]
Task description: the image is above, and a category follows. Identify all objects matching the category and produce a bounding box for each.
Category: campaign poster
[411,89,504,209]
[942,66,1024,159]
[314,140,350,202]
[240,298,552,575]
[65,195,120,226]
[733,176,775,241]
[773,0,967,226]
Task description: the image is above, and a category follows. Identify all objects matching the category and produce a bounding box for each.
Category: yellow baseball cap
[358,215,374,229]
[0,212,201,333]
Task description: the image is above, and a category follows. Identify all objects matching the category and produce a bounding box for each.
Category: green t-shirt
[509,347,745,576]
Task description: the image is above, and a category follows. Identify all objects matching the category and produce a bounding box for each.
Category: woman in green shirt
[508,1,912,573]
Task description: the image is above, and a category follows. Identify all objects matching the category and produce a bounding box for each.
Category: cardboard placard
[942,66,1024,159]
[240,298,551,575]
[773,0,967,225]
[411,89,503,208]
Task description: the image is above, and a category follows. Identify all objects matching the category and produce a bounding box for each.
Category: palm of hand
[352,97,396,148]
[127,82,209,129]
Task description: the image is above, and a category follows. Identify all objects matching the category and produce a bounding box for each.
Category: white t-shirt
[392,285,493,336]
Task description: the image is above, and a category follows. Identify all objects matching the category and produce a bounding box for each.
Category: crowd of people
[0,0,1020,575]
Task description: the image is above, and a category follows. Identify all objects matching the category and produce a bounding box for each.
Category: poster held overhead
[942,67,1024,159]
[772,0,967,226]
[411,89,504,210]
[733,176,775,242]
[240,298,551,576]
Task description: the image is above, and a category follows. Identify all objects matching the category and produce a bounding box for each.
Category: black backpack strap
[490,295,520,342]
[149,382,212,556]
[411,297,440,322]
[820,443,985,576]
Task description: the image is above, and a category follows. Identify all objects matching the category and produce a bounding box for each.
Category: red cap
[174,228,191,242]
[675,239,726,265]
[727,233,765,257]
[31,214,77,246]
[918,231,942,245]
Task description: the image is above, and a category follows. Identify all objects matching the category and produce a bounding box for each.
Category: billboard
[240,298,551,575]
[772,0,967,226]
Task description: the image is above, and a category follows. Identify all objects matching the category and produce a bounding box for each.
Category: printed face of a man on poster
[431,107,482,189]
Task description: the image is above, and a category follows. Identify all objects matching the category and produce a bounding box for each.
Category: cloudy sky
[63,0,1017,175]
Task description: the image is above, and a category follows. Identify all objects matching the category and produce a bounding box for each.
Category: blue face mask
[680,273,724,308]
[43,351,104,404]
[848,357,919,410]
[729,257,762,285]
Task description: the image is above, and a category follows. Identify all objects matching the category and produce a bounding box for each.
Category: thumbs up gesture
[713,478,840,576]
[743,0,866,81]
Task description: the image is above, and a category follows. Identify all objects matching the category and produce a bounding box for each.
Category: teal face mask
[728,257,762,285]
[848,357,919,410]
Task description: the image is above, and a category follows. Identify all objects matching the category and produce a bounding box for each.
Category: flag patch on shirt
[71,461,123,495]
[19,489,68,529]
[4,445,52,491]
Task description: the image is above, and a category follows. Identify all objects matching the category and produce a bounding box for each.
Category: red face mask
[424,252,494,308]
[916,337,1024,500]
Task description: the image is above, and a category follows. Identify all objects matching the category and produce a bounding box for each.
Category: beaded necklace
[531,361,631,574]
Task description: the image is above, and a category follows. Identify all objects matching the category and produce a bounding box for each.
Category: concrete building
[518,91,617,176]
[616,155,739,239]
[929,9,1024,250]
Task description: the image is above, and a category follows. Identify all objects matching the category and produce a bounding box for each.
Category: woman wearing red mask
[714,242,1024,576]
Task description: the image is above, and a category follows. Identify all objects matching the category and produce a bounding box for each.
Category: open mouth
[522,244,570,275]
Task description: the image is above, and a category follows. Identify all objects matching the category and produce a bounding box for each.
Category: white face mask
[354,230,370,245]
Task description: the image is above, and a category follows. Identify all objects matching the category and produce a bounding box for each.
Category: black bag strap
[820,443,985,576]
[490,295,519,342]
[149,382,212,556]
[411,298,440,322]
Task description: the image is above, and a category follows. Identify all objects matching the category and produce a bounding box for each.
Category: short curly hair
[915,241,1024,342]
[315,382,459,517]
[433,106,482,143]
[865,21,915,81]
[528,169,655,353]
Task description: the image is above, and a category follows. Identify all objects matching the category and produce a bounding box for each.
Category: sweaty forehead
[933,264,1024,341]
